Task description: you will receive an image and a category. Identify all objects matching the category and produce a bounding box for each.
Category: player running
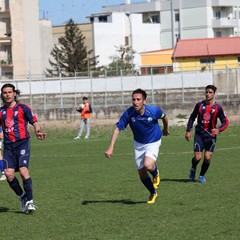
[185,85,229,183]
[105,88,169,204]
[0,83,46,213]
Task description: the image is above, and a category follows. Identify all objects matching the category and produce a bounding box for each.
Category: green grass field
[0,125,239,240]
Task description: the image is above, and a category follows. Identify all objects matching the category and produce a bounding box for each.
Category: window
[151,15,160,23]
[216,11,221,19]
[98,16,108,22]
[142,13,160,23]
[215,31,222,37]
[200,58,215,64]
[125,36,129,46]
[175,12,179,22]
[237,56,240,62]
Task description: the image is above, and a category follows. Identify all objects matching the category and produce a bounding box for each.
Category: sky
[39,0,141,25]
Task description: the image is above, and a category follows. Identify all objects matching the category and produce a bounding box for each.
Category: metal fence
[1,67,239,110]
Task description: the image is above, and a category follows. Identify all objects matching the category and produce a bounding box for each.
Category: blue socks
[141,175,156,194]
[23,178,33,201]
[0,159,4,173]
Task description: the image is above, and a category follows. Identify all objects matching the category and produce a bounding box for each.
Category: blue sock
[141,175,156,195]
[0,160,4,173]
[150,165,158,178]
[23,178,33,201]
[8,177,24,196]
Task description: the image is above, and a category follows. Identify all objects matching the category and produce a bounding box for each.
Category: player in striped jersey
[0,83,46,213]
[185,85,229,183]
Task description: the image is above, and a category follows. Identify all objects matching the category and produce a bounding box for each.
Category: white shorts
[134,139,161,169]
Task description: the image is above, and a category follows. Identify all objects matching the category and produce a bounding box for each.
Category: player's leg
[138,168,157,204]
[75,119,84,139]
[18,139,36,213]
[145,140,161,189]
[4,143,26,200]
[0,158,6,180]
[85,118,90,139]
[189,134,203,181]
[134,141,157,204]
[199,137,215,183]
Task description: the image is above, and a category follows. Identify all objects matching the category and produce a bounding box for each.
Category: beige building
[52,23,93,51]
[0,0,52,79]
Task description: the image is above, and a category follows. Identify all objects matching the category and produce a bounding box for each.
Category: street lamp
[125,12,134,75]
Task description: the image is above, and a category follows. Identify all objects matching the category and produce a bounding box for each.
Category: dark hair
[1,83,16,92]
[1,83,21,102]
[82,97,88,100]
[132,88,147,100]
[205,85,217,93]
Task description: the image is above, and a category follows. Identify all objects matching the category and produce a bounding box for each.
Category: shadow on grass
[0,207,9,212]
[161,178,192,183]
[82,199,145,205]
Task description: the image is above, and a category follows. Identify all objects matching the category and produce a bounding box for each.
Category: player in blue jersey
[105,88,169,204]
[0,83,46,213]
[185,85,229,183]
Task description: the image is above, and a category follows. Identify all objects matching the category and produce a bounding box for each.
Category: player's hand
[163,128,169,136]
[211,128,219,137]
[185,132,191,141]
[105,149,113,158]
[36,132,47,140]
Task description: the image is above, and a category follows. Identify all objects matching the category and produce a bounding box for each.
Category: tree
[47,19,98,77]
[103,45,135,76]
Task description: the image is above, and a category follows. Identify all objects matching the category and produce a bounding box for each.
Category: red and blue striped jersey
[186,100,229,136]
[0,103,38,144]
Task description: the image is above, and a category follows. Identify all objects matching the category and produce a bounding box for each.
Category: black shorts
[3,138,30,171]
[194,134,216,153]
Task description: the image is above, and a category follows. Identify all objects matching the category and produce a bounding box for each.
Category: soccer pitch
[0,125,239,240]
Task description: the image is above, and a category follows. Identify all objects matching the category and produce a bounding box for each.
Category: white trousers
[77,118,90,138]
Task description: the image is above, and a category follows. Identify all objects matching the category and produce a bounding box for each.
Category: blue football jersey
[116,104,166,144]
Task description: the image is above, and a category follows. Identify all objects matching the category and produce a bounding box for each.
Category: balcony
[212,0,239,6]
[212,17,238,28]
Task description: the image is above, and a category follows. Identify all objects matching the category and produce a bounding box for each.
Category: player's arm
[105,127,121,158]
[211,106,229,136]
[0,130,3,150]
[162,115,169,136]
[33,122,46,140]
[185,103,199,141]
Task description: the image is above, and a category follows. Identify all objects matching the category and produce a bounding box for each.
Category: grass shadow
[82,199,145,205]
[161,178,192,183]
[0,207,10,213]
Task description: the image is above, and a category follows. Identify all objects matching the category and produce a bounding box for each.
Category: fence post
[226,65,229,102]
[90,71,94,106]
[121,72,124,105]
[74,70,77,107]
[181,66,185,103]
[28,73,32,108]
[236,67,239,94]
[104,71,107,107]
[150,68,154,104]
[60,72,63,108]
[43,73,47,110]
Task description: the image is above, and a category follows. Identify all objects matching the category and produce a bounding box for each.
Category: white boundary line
[32,146,240,158]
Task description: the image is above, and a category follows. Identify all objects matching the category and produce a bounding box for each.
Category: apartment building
[87,0,240,68]
[0,0,51,79]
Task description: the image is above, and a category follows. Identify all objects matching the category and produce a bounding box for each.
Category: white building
[89,12,161,68]
[88,0,240,67]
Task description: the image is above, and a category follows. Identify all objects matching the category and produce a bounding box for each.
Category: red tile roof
[173,36,240,58]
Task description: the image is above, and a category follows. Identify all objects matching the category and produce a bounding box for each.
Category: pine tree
[46,19,98,77]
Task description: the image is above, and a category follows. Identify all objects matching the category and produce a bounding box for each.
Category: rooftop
[173,37,240,58]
